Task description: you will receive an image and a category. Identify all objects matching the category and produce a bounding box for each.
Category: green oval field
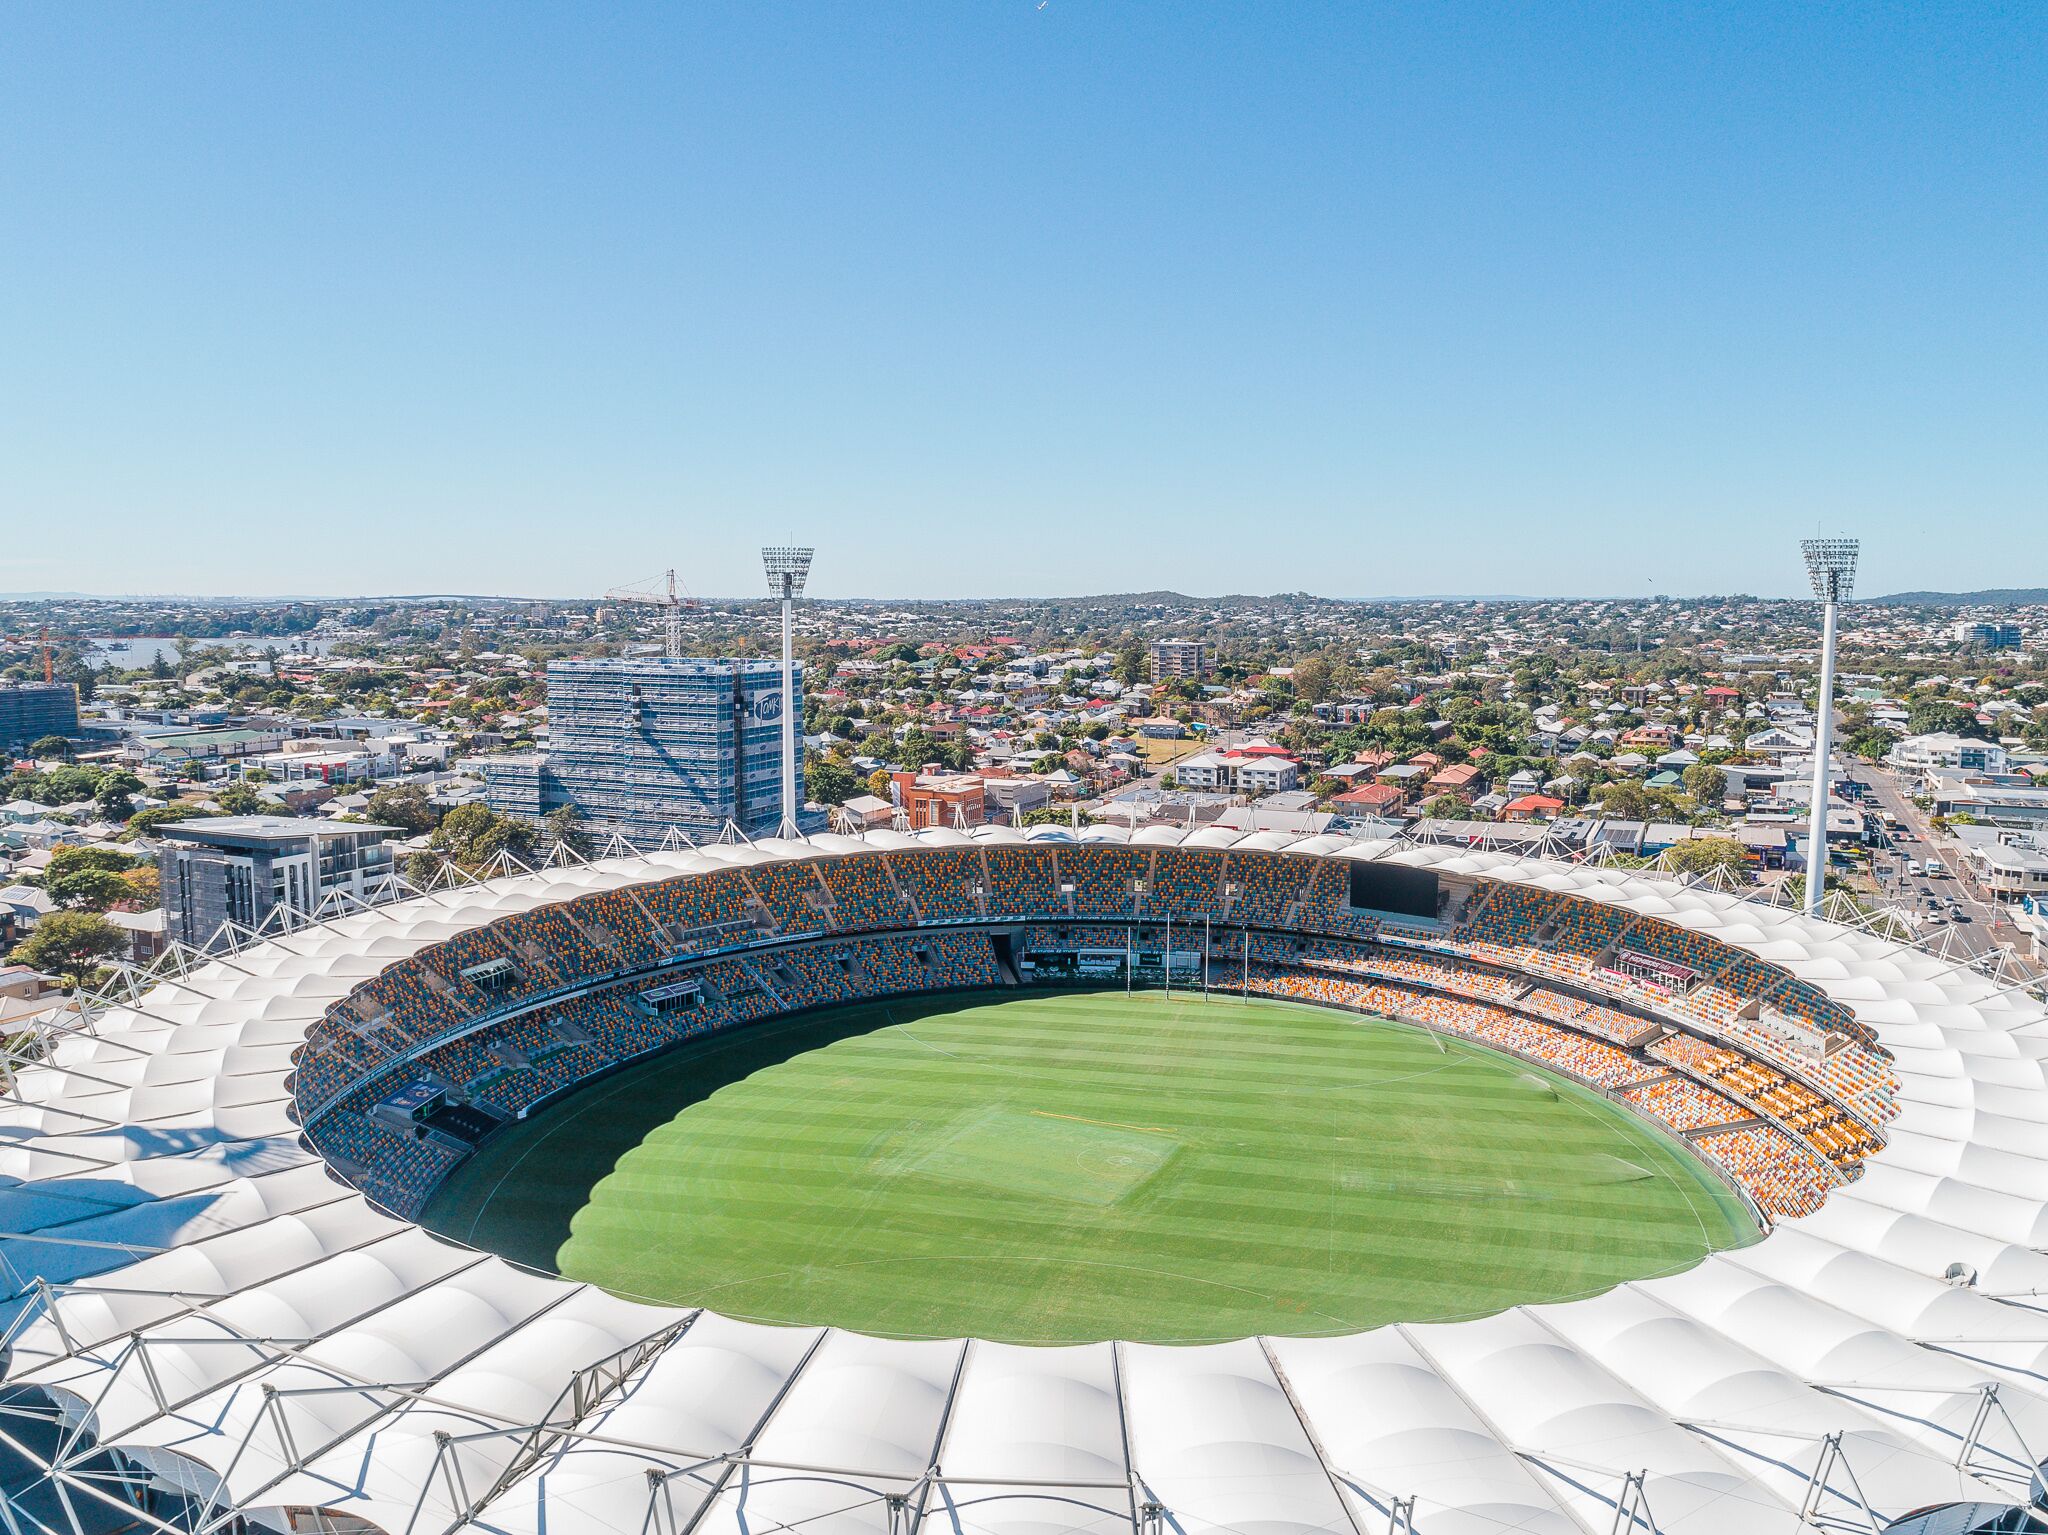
[422,989,1757,1343]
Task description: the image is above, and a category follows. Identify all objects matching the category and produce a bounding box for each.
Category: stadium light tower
[1800,538,1858,917]
[762,546,814,837]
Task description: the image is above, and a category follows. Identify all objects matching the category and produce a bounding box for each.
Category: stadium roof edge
[8,830,2048,1530]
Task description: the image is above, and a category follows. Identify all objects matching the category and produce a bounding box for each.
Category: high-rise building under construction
[485,657,803,844]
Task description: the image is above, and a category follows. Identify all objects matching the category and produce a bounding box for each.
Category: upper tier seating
[1068,848,1149,919]
[817,855,909,931]
[420,925,544,1007]
[1223,852,1309,925]
[744,861,830,937]
[575,888,667,968]
[1149,849,1224,920]
[894,849,985,921]
[636,870,750,948]
[1294,862,1384,940]
[984,847,1063,918]
[1462,882,1564,953]
[1548,901,1631,966]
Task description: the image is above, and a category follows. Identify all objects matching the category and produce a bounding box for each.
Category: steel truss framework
[4,827,2048,1533]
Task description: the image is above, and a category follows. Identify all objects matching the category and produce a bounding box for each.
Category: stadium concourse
[5,832,2048,1534]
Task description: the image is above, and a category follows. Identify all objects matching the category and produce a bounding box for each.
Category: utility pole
[762,547,815,838]
[1800,538,1858,917]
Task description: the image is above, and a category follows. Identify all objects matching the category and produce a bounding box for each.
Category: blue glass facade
[0,683,79,754]
[489,658,801,843]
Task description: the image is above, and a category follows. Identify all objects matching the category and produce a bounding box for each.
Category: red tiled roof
[1333,785,1403,806]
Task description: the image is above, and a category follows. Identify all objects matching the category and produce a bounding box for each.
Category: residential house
[1424,762,1483,800]
[1331,784,1408,817]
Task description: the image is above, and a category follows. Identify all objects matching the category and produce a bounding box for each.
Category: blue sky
[3,4,2041,601]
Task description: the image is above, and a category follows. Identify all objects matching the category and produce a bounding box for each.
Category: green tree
[1681,763,1728,806]
[93,781,136,821]
[806,754,863,806]
[1292,655,1335,706]
[122,804,212,839]
[1847,727,1896,762]
[26,735,72,760]
[543,805,590,854]
[1423,794,1466,819]
[1907,700,1986,739]
[364,782,440,836]
[30,766,101,805]
[898,728,971,773]
[44,846,144,882]
[11,911,127,989]
[1114,644,1148,686]
[431,803,535,867]
[213,782,271,817]
[45,867,136,912]
[1595,779,1652,821]
[1663,835,1750,880]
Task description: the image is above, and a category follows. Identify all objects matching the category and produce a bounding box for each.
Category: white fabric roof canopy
[1,830,2045,1533]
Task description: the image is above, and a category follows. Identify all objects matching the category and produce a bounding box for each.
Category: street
[1850,763,2036,972]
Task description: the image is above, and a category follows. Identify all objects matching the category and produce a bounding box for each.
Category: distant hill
[1870,589,2048,607]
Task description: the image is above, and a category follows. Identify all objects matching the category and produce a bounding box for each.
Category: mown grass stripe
[423,989,1756,1343]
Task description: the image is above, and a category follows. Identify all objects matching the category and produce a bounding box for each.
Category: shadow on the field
[417,990,1016,1272]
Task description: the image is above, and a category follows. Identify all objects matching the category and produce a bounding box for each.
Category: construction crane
[601,569,696,659]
